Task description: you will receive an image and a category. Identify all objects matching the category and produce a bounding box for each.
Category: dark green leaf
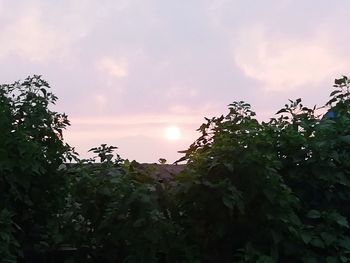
[306,210,321,219]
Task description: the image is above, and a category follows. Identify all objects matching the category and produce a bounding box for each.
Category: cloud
[97,57,129,78]
[168,102,220,115]
[0,9,70,62]
[232,26,349,91]
[0,1,132,63]
[69,113,202,126]
[93,94,108,109]
[164,84,198,99]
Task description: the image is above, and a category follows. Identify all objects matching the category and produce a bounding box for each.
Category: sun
[164,125,181,141]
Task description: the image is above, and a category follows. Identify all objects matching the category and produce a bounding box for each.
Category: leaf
[340,135,350,145]
[133,218,145,228]
[335,77,346,85]
[222,196,234,210]
[276,108,288,114]
[326,97,337,105]
[310,237,325,248]
[320,232,336,246]
[329,90,342,97]
[335,215,349,228]
[306,210,321,219]
[339,237,350,250]
[300,232,312,244]
[40,88,47,97]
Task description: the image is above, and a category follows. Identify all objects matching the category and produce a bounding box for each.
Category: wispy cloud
[0,1,132,63]
[0,9,69,62]
[232,26,348,91]
[70,113,203,126]
[164,84,198,99]
[96,57,129,78]
[92,94,108,110]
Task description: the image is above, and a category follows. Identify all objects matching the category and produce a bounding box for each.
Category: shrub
[60,146,195,262]
[175,76,350,262]
[1,75,350,262]
[0,76,76,260]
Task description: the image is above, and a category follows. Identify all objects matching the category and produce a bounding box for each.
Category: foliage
[174,101,301,262]
[174,76,350,262]
[0,209,19,263]
[0,76,76,260]
[58,147,195,262]
[1,75,350,262]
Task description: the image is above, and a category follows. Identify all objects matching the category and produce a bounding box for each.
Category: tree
[0,75,76,261]
[175,76,350,262]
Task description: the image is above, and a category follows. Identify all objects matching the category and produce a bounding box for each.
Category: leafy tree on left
[0,75,77,262]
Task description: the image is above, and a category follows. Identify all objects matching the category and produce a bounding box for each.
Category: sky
[0,0,349,163]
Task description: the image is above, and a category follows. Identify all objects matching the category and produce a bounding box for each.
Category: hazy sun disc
[164,126,181,140]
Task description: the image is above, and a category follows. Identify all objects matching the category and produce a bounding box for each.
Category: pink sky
[1,0,349,162]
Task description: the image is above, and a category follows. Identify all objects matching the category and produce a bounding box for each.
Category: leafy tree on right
[176,76,350,262]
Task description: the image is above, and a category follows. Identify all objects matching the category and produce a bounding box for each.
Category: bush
[60,146,195,262]
[1,75,350,262]
[0,76,76,260]
[175,76,350,262]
